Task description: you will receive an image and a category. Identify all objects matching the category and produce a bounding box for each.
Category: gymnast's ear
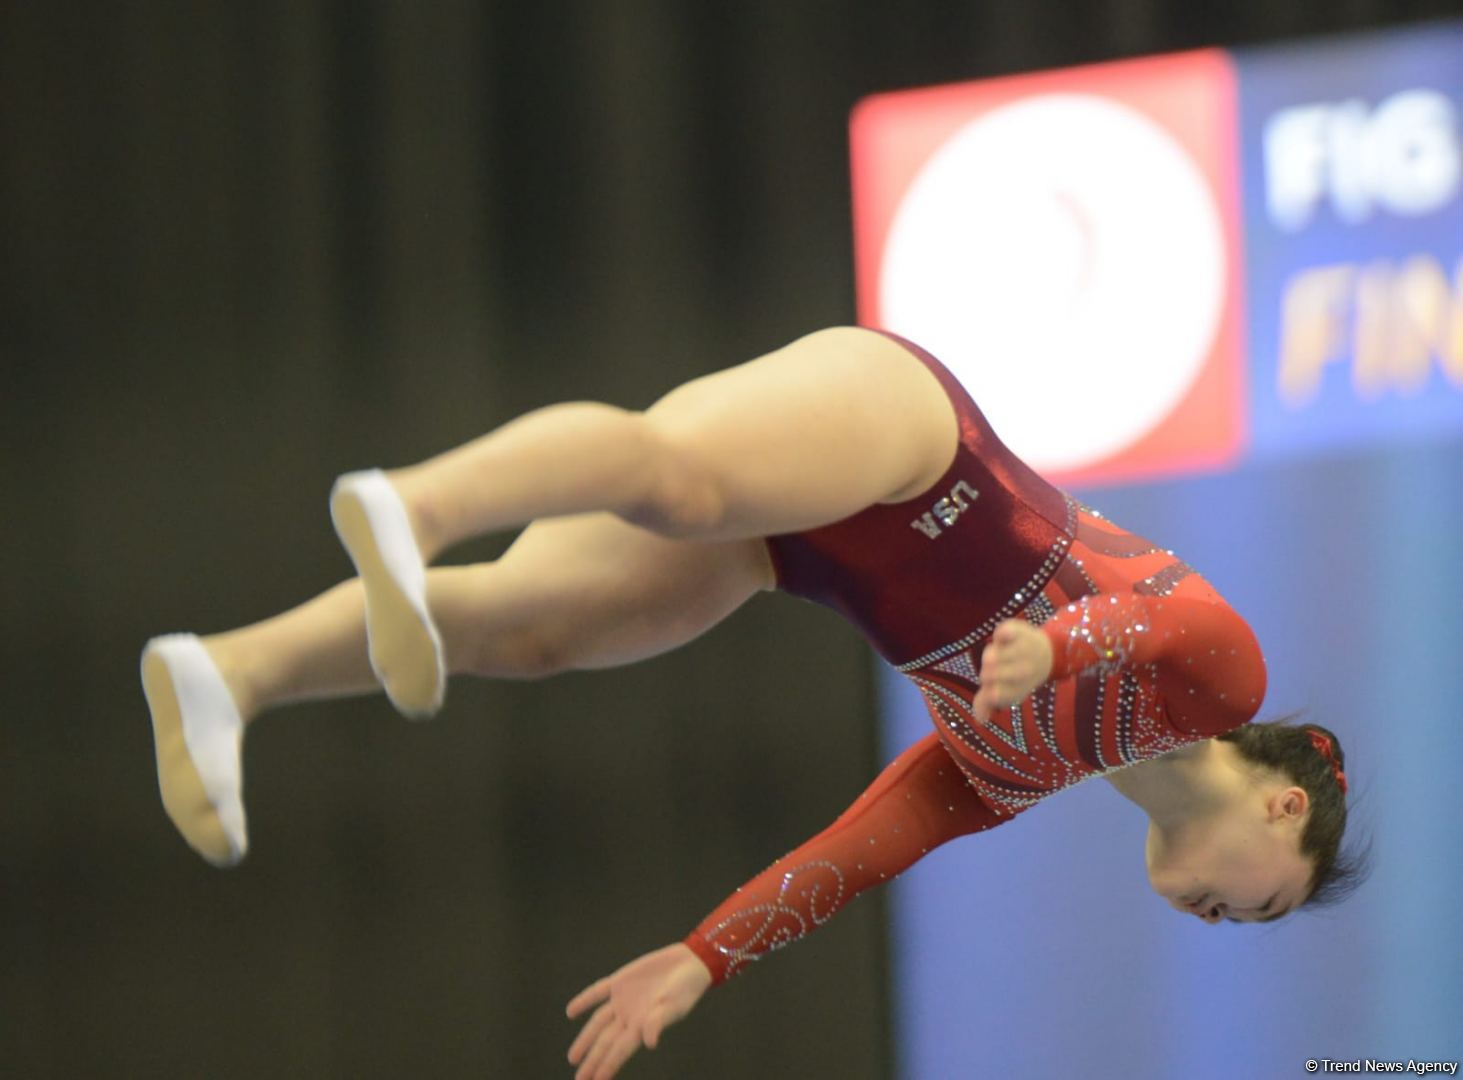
[1268,785,1308,823]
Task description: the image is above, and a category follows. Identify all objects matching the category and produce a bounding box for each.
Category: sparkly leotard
[682,332,1267,985]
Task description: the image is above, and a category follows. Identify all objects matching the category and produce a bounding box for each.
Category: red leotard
[682,333,1267,985]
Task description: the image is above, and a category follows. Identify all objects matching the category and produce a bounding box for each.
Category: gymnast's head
[1145,717,1368,925]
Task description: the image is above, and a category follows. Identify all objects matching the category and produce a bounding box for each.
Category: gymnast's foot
[329,468,445,719]
[140,634,248,867]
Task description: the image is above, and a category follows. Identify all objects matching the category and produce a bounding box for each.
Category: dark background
[3,3,1459,1078]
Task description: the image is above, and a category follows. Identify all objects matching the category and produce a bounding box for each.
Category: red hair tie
[1308,730,1349,795]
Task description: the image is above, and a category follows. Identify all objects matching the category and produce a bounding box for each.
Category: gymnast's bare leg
[204,515,773,725]
[142,327,958,865]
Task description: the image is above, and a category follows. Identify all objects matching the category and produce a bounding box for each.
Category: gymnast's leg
[211,516,770,718]
[144,327,956,865]
[331,326,957,715]
[392,327,954,550]
[143,514,769,865]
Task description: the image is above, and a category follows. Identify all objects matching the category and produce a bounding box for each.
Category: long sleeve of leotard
[682,732,1001,985]
[1039,593,1267,736]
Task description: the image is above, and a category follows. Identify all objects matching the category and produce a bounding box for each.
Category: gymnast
[140,327,1362,1080]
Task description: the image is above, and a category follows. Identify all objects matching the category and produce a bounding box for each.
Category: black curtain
[2,2,1456,1077]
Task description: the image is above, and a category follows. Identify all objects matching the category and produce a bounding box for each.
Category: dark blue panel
[1237,22,1463,461]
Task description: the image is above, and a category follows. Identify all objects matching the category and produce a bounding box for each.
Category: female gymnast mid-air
[140,326,1360,1080]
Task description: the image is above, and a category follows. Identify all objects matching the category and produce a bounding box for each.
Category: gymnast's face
[1146,784,1312,925]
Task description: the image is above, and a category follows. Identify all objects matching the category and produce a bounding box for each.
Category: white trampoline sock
[329,469,446,719]
[140,634,247,867]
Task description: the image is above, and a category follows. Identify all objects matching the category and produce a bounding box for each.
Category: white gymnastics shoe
[330,468,445,719]
[140,634,248,867]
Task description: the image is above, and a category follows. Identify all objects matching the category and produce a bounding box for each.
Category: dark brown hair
[1216,715,1370,909]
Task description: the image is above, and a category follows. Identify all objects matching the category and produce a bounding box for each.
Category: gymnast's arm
[970,592,1266,734]
[681,730,1001,983]
[565,733,1002,1077]
[1037,591,1268,734]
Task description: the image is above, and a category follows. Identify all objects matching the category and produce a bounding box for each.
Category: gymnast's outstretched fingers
[566,943,712,1078]
[584,1024,641,1080]
[566,1001,616,1067]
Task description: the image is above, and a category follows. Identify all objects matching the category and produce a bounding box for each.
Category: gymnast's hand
[972,618,1054,725]
[566,942,712,1079]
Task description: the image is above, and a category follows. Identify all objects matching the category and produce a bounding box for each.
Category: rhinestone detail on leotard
[896,523,1214,818]
[702,860,846,979]
[1135,560,1196,597]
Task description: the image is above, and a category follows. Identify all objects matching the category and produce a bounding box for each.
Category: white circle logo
[879,93,1227,473]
